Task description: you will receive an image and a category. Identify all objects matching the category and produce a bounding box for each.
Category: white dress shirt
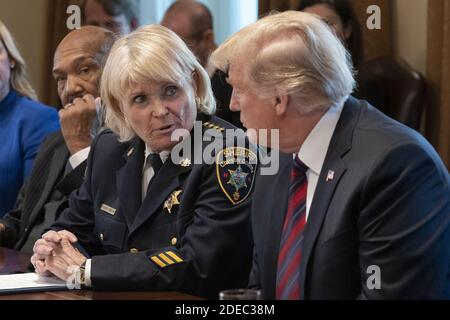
[68,147,91,170]
[297,102,344,222]
[141,145,170,201]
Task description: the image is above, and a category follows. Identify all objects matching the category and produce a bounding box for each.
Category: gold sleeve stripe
[166,251,183,263]
[151,256,167,268]
[158,253,175,265]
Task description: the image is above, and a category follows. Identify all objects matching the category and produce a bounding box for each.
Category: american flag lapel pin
[326,170,335,182]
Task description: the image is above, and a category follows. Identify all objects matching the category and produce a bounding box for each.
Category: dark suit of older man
[0,133,86,253]
[0,26,114,253]
[249,97,450,299]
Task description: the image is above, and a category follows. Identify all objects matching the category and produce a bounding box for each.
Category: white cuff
[85,259,92,288]
[69,147,91,169]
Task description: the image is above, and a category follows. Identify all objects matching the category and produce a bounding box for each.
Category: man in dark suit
[0,26,115,253]
[210,11,450,299]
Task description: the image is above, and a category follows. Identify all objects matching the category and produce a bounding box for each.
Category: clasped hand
[30,230,87,281]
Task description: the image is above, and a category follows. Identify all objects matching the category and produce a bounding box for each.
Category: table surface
[0,247,202,300]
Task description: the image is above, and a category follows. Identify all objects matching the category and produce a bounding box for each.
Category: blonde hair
[0,20,37,100]
[101,24,215,141]
[210,11,355,113]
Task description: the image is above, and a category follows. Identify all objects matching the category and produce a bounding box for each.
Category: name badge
[100,204,116,216]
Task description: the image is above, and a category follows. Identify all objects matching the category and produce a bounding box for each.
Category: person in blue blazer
[0,20,59,217]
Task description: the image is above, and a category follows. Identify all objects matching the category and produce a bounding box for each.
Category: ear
[9,58,16,69]
[343,23,352,42]
[130,18,139,31]
[191,70,200,95]
[274,94,289,117]
[201,29,215,46]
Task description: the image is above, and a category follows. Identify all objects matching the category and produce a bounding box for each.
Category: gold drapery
[426,0,450,168]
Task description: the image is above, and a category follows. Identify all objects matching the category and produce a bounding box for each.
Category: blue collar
[0,89,18,114]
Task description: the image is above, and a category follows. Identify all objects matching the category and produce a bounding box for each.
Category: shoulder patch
[203,121,225,132]
[216,147,257,205]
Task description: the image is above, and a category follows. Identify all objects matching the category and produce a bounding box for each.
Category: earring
[10,64,15,69]
[195,97,204,110]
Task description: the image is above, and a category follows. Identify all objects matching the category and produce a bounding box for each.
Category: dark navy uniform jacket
[52,114,257,298]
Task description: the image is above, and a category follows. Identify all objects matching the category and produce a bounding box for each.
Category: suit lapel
[26,135,69,228]
[263,153,292,299]
[300,151,347,298]
[129,158,192,235]
[299,97,361,299]
[116,138,145,229]
[55,160,87,196]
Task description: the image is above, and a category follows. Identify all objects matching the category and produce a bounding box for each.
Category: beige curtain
[426,0,450,168]
[42,0,83,108]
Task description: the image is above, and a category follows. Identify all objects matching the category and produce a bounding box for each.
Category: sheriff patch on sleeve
[216,147,258,205]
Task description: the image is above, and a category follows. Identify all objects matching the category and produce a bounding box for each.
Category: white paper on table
[0,272,67,294]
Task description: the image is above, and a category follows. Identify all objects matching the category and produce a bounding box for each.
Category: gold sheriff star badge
[164,190,182,214]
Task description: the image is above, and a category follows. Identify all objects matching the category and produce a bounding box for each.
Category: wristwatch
[77,261,87,289]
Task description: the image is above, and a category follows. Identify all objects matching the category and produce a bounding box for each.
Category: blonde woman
[0,20,59,217]
[31,25,257,299]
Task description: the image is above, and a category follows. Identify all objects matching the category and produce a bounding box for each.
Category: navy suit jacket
[249,96,450,299]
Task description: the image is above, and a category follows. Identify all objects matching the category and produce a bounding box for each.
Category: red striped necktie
[276,156,308,300]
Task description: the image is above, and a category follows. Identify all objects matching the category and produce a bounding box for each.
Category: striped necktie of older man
[276,155,308,300]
